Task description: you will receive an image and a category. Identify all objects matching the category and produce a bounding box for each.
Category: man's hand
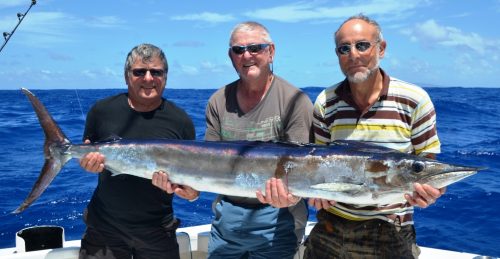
[308,198,336,210]
[152,171,199,201]
[79,139,105,173]
[405,183,446,208]
[256,178,301,208]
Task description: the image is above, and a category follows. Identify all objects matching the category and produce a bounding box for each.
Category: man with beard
[303,14,446,259]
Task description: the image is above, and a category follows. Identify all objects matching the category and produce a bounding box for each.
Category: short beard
[345,54,380,84]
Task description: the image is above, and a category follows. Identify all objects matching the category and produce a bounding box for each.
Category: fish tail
[13,88,72,214]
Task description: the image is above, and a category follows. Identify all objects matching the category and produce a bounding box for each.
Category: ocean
[0,87,499,257]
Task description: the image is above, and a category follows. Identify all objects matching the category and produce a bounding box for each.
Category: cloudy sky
[0,0,498,89]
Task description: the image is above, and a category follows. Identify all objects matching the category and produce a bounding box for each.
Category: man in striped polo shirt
[303,14,446,258]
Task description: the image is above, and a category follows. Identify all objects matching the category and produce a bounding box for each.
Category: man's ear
[269,43,275,62]
[379,40,387,59]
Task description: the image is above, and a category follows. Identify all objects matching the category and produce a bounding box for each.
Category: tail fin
[13,88,72,213]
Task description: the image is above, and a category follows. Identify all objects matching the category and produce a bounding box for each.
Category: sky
[0,0,498,90]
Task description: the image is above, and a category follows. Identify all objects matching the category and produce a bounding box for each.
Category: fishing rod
[0,0,37,54]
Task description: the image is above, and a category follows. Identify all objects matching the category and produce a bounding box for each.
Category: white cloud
[81,68,121,80]
[173,60,229,77]
[23,12,125,33]
[171,12,235,24]
[404,19,499,55]
[86,16,126,28]
[200,61,228,73]
[82,70,97,79]
[454,52,494,77]
[2,11,127,46]
[153,1,428,26]
[394,18,500,87]
[19,68,64,81]
[0,0,28,9]
[244,0,424,23]
[180,64,199,75]
[13,12,78,44]
[102,67,121,78]
[414,20,449,40]
[244,2,326,23]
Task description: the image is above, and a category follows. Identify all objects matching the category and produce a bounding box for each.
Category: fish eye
[412,161,425,173]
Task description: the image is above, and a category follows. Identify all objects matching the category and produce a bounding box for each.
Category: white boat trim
[0,222,488,259]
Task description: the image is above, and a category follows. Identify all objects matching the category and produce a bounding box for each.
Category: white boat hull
[0,222,486,259]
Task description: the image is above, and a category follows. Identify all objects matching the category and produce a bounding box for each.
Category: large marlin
[14,88,481,213]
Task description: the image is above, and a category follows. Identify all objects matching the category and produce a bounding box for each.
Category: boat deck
[0,222,486,259]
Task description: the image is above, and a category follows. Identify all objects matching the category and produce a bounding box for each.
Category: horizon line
[1,85,499,90]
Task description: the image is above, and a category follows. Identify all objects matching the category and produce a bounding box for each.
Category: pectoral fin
[310,183,364,192]
[107,166,121,176]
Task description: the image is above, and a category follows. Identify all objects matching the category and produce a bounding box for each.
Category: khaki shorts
[303,210,420,259]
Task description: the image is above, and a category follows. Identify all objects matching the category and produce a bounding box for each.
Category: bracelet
[188,195,199,202]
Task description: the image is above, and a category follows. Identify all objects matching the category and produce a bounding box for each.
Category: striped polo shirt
[312,68,440,224]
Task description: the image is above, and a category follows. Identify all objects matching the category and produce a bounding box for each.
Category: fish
[14,88,482,213]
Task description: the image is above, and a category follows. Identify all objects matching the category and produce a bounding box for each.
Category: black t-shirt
[83,93,195,231]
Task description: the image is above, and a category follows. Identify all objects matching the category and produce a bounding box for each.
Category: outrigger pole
[0,0,37,54]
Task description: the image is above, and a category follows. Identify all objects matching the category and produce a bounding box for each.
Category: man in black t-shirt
[78,43,198,259]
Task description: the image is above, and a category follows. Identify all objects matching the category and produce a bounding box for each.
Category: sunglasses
[131,68,165,77]
[336,41,379,55]
[230,43,270,55]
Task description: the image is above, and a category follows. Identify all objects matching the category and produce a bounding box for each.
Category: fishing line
[74,89,85,121]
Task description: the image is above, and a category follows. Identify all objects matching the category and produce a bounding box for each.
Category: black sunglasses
[336,41,379,55]
[230,43,270,55]
[131,68,165,77]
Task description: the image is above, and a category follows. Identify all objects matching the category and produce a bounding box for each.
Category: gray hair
[334,14,384,45]
[229,21,273,46]
[124,43,168,76]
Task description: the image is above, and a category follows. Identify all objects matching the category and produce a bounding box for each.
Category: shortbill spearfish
[14,88,481,213]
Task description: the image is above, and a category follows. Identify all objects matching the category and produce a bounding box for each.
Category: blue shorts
[207,196,307,259]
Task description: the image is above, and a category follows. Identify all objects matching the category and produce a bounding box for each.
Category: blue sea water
[0,87,499,257]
